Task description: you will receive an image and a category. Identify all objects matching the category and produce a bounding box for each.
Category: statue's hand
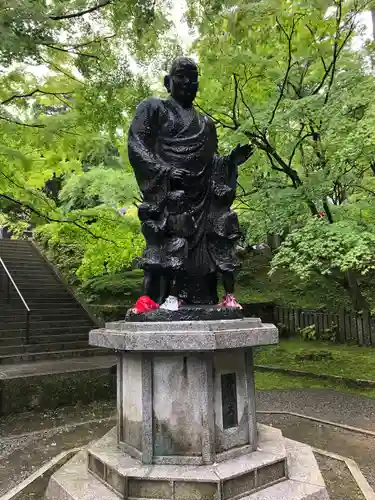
[170,168,185,182]
[229,143,254,167]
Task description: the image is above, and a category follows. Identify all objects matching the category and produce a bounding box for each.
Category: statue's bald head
[164,56,199,108]
[169,56,198,76]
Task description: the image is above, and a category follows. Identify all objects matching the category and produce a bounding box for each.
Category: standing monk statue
[128,57,253,311]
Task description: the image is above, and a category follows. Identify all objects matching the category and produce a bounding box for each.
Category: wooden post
[339,310,346,344]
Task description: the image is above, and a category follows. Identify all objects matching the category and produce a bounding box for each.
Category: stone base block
[45,425,330,500]
[125,306,244,322]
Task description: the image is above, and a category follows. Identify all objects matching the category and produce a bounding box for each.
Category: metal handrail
[0,257,31,343]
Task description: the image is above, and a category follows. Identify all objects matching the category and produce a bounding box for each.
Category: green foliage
[191,0,375,310]
[59,168,138,211]
[234,252,351,311]
[271,218,375,280]
[35,207,145,282]
[3,0,375,312]
[299,324,317,341]
[78,270,143,305]
[255,338,375,382]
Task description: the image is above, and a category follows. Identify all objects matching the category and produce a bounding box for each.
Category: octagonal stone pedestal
[45,317,330,500]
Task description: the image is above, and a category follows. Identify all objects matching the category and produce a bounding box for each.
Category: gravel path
[257,389,375,431]
[1,390,375,498]
[259,413,375,495]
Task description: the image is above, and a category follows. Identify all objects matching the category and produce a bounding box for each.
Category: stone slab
[107,318,262,332]
[246,480,329,500]
[245,438,330,500]
[0,356,116,414]
[45,450,119,500]
[0,355,116,379]
[87,425,286,481]
[46,428,330,500]
[89,319,278,352]
[126,306,244,322]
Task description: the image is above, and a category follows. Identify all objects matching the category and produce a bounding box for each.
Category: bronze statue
[128,57,253,311]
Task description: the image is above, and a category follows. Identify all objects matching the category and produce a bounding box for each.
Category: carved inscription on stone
[221,373,238,429]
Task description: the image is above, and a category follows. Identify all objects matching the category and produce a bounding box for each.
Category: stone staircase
[0,239,116,414]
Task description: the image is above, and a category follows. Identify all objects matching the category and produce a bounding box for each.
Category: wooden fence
[273,306,375,347]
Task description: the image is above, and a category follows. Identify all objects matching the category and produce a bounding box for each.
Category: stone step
[18,292,74,300]
[0,263,51,271]
[0,340,91,355]
[0,318,93,331]
[0,255,42,262]
[0,347,109,364]
[0,355,116,414]
[0,308,89,318]
[3,286,72,296]
[0,325,93,338]
[4,282,67,290]
[0,304,83,314]
[0,333,89,345]
[2,274,61,283]
[3,269,56,277]
[0,313,92,324]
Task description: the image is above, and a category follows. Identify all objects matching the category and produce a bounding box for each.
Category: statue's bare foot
[160,296,180,311]
[219,294,243,309]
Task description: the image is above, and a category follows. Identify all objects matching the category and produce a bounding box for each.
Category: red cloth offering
[133,296,159,314]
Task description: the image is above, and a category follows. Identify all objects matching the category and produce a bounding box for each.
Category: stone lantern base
[46,426,328,500]
[45,317,329,500]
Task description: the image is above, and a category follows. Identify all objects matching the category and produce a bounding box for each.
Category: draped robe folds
[128,96,240,304]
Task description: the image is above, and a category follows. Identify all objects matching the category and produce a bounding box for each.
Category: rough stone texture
[116,350,261,464]
[257,461,286,488]
[128,478,172,499]
[174,481,219,500]
[89,318,277,352]
[89,319,278,465]
[0,356,116,414]
[214,350,249,452]
[152,355,205,457]
[126,306,244,322]
[222,471,255,499]
[46,425,329,500]
[86,425,287,492]
[45,451,119,500]
[120,353,143,451]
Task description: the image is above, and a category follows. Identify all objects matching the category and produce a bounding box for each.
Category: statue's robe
[128,96,240,304]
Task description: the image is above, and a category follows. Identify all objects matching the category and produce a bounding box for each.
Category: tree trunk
[342,272,370,312]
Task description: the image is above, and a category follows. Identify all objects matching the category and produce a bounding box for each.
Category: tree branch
[232,73,240,128]
[238,83,264,137]
[0,116,45,128]
[42,43,100,60]
[268,16,299,125]
[195,103,238,130]
[288,132,314,167]
[312,3,356,98]
[49,0,112,21]
[1,89,72,106]
[53,34,116,49]
[324,0,343,105]
[0,193,118,245]
[305,24,327,71]
[40,57,85,85]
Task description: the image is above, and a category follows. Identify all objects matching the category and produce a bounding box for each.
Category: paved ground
[1,389,375,498]
[257,389,375,498]
[0,355,116,379]
[257,389,375,431]
[259,413,374,495]
[0,401,116,496]
[315,454,365,500]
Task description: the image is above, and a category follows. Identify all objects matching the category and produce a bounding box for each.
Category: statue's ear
[164,75,171,92]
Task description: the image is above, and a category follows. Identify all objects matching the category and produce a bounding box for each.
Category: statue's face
[169,61,198,106]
